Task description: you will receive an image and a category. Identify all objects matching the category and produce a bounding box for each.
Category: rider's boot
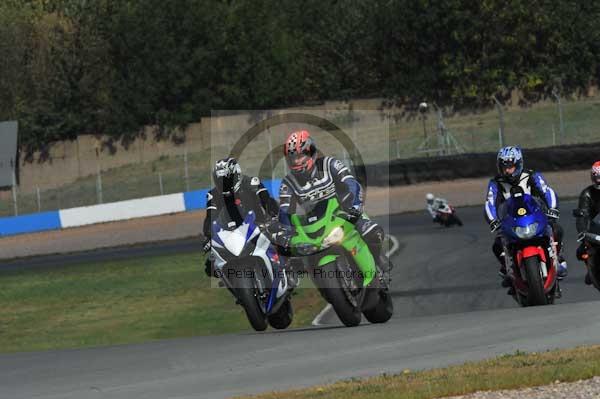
[497,252,512,288]
[557,258,568,279]
[555,234,568,279]
[576,244,592,285]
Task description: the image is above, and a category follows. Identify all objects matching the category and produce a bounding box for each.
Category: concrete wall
[18,99,382,193]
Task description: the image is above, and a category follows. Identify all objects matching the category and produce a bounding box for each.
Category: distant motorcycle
[210,210,293,331]
[434,201,463,227]
[499,187,560,306]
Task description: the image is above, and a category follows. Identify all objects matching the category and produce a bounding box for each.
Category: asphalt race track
[2,201,600,399]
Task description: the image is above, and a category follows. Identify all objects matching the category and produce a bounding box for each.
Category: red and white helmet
[591,161,600,188]
[284,130,316,174]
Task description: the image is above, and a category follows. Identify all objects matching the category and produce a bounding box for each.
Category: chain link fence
[1,95,599,218]
[389,94,600,159]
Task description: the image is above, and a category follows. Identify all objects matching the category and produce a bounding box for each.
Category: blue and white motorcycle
[210,210,293,331]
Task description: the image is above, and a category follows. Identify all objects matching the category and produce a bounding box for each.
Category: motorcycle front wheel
[313,261,362,327]
[524,257,549,306]
[234,269,269,331]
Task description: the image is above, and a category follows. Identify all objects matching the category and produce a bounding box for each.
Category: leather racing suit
[278,156,385,261]
[484,169,565,268]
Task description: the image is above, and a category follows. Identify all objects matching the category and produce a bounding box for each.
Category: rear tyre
[314,262,362,327]
[524,257,548,306]
[363,289,393,323]
[268,299,293,330]
[236,273,268,331]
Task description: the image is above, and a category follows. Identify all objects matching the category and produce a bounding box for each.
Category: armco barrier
[0,179,283,237]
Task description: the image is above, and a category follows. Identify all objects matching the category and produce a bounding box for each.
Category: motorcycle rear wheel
[268,299,294,330]
[363,289,393,323]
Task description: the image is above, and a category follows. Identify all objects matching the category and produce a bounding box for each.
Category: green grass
[0,251,325,353]
[4,96,600,218]
[241,346,600,399]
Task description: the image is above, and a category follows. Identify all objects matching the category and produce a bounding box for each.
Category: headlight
[323,227,344,247]
[514,223,539,239]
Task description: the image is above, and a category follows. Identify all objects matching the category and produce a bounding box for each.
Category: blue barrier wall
[263,179,282,199]
[0,211,62,236]
[183,189,210,211]
[182,179,282,212]
[0,179,284,237]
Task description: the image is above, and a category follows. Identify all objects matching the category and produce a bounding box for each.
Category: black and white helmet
[213,157,241,195]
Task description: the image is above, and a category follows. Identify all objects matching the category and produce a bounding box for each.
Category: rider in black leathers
[575,161,600,285]
[202,157,278,277]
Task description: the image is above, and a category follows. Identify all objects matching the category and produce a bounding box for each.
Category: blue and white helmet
[497,146,523,181]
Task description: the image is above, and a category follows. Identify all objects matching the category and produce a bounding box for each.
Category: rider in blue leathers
[484,146,568,286]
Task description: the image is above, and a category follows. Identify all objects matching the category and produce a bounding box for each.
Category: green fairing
[290,198,376,286]
[318,255,338,267]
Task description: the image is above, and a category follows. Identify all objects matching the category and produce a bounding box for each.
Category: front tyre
[314,262,362,327]
[236,273,268,331]
[524,257,548,306]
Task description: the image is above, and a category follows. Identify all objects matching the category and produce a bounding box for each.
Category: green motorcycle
[290,198,393,327]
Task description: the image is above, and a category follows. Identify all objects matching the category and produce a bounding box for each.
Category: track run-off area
[1,201,600,399]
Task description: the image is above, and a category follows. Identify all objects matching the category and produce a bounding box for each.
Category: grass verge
[0,251,325,353]
[239,345,600,399]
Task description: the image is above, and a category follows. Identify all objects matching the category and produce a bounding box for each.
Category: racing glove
[489,219,501,233]
[577,231,587,242]
[346,206,362,224]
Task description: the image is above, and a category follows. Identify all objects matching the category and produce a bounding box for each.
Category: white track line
[311,235,400,326]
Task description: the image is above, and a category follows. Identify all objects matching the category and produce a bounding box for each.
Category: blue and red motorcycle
[499,188,560,306]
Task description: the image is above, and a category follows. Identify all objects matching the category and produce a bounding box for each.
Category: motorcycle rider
[484,146,568,286]
[574,161,600,285]
[202,157,279,278]
[277,130,386,268]
[426,193,448,223]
